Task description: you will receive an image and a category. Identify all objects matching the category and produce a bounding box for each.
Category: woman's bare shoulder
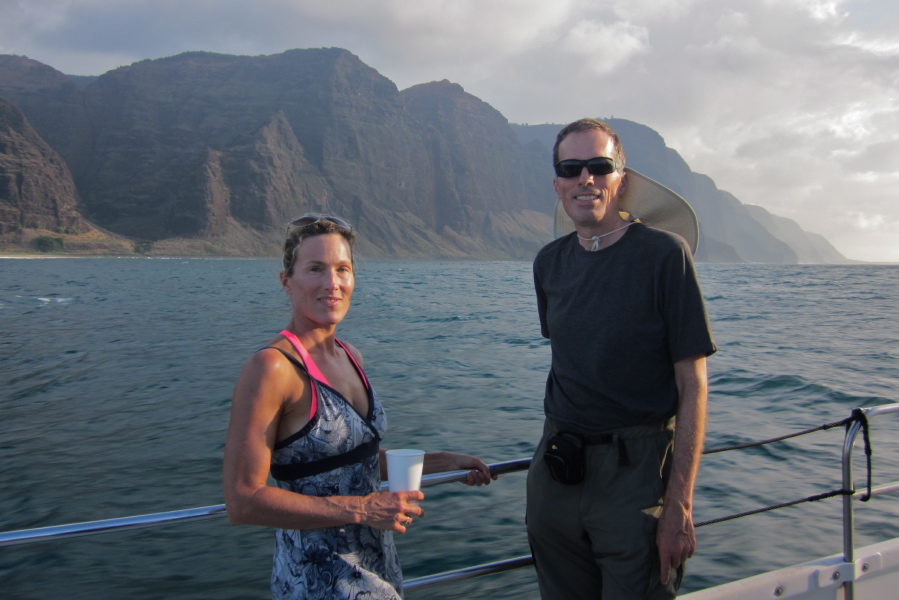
[251,335,306,370]
[235,341,307,401]
[339,339,364,367]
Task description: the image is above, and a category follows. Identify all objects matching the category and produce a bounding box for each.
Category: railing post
[841,413,864,600]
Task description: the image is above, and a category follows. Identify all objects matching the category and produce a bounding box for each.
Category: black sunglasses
[554,157,620,179]
[286,214,353,233]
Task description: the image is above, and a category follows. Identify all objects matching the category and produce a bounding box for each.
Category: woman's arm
[377,448,496,486]
[223,349,422,533]
[424,451,496,486]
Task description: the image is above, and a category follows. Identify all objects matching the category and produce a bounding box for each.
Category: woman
[223,215,495,600]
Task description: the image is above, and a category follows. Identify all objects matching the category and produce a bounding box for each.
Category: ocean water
[0,258,897,600]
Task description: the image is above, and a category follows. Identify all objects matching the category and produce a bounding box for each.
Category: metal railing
[0,457,534,589]
[2,406,899,595]
[0,458,531,548]
[840,402,899,600]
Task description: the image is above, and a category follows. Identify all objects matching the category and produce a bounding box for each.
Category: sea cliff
[0,50,849,263]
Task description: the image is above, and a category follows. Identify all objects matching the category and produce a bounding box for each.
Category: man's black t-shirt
[534,223,717,433]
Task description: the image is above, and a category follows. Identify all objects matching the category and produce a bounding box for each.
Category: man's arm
[657,353,708,585]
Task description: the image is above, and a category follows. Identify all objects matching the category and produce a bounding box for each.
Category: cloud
[558,19,650,75]
[837,32,899,55]
[851,212,885,229]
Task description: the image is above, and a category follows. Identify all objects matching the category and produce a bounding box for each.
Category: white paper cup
[386,449,425,493]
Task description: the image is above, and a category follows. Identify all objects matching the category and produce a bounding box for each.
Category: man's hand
[656,501,695,584]
[658,353,708,584]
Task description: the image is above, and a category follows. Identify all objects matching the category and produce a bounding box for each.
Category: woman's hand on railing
[424,451,498,486]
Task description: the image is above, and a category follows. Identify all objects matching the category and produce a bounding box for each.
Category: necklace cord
[577,221,635,251]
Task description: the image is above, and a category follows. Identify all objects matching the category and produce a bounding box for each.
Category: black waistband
[270,437,381,481]
[548,418,673,445]
[546,419,672,467]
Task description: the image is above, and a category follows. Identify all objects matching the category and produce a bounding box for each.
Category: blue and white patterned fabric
[269,351,401,600]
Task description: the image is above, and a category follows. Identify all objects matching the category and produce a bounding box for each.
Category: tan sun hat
[553,168,700,256]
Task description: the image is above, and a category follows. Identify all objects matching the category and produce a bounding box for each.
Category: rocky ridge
[0,50,849,262]
[0,96,131,253]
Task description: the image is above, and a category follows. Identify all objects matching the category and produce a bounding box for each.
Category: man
[527,118,716,600]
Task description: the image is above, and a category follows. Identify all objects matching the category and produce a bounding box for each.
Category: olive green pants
[526,420,681,600]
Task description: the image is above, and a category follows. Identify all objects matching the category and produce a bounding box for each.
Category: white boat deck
[683,535,899,600]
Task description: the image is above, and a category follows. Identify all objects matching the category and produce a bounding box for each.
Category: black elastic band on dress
[270,437,381,481]
[260,346,307,372]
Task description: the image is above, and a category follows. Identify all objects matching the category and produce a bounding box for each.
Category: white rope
[577,221,635,251]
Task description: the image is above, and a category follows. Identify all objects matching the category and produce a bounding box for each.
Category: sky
[2,0,898,262]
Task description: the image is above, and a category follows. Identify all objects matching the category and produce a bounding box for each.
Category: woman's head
[280,215,357,328]
[282,215,356,276]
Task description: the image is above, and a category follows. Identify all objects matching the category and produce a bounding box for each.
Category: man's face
[553,129,626,231]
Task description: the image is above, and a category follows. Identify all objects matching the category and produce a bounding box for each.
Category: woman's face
[281,233,355,328]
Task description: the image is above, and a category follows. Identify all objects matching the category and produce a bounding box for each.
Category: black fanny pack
[543,432,585,485]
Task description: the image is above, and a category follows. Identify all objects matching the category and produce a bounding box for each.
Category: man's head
[552,119,626,170]
[552,119,629,234]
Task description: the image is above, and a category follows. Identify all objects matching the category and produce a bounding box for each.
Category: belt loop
[615,434,629,466]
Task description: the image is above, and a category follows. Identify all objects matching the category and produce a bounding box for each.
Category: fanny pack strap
[548,419,672,467]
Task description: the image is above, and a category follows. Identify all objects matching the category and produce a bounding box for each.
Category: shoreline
[2,255,894,265]
[0,254,283,261]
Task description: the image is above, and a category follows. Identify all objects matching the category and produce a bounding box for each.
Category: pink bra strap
[279,330,331,386]
[280,330,330,421]
[336,339,370,391]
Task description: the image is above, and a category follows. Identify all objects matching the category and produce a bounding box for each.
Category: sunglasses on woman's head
[286,215,353,233]
[553,157,620,179]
